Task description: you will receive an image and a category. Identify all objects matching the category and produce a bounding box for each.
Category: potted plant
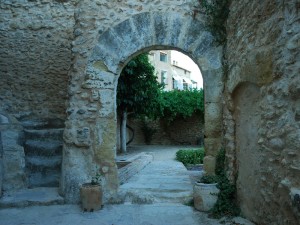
[193,174,219,212]
[80,173,103,212]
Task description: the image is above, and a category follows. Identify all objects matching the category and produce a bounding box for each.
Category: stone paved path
[119,145,204,203]
[0,145,254,225]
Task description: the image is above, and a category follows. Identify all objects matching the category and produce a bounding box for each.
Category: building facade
[149,50,198,91]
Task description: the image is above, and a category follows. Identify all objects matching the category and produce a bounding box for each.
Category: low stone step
[27,171,60,188]
[26,156,62,172]
[24,128,64,141]
[0,187,64,208]
[21,119,65,129]
[25,140,62,156]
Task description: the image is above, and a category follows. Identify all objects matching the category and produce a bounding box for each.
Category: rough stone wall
[0,0,76,121]
[0,113,26,195]
[126,114,204,146]
[225,0,300,224]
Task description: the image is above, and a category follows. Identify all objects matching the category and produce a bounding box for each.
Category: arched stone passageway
[61,12,224,203]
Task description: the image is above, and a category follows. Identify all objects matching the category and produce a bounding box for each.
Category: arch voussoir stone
[153,12,171,46]
[112,19,143,61]
[91,43,121,74]
[181,19,206,52]
[131,13,154,50]
[192,31,214,59]
[168,14,185,48]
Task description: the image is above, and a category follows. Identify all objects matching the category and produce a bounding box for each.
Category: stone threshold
[0,187,64,208]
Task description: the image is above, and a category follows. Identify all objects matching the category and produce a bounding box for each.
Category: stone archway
[61,12,224,203]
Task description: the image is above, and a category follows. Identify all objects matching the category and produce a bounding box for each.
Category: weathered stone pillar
[61,64,119,203]
[202,68,224,174]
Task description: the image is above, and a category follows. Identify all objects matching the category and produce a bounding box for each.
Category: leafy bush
[176,148,205,165]
[159,89,204,123]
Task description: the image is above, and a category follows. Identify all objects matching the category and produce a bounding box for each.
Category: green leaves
[159,89,204,123]
[200,0,230,44]
[117,53,163,118]
[210,148,240,218]
[176,148,205,165]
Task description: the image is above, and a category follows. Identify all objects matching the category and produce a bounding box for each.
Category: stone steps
[27,172,61,188]
[24,127,63,188]
[21,119,65,130]
[26,156,62,170]
[24,128,64,141]
[25,140,62,156]
[0,188,64,208]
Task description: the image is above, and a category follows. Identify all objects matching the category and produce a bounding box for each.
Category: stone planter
[193,182,219,212]
[80,183,103,212]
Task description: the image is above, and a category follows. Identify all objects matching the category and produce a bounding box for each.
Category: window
[161,71,168,85]
[183,79,188,90]
[160,52,167,62]
[172,78,178,89]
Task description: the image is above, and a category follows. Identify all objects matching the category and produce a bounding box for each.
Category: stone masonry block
[179,18,205,53]
[192,31,214,60]
[204,138,223,157]
[203,156,216,175]
[98,89,115,118]
[1,130,26,191]
[153,12,170,45]
[132,13,153,49]
[112,18,142,59]
[205,102,222,137]
[168,14,184,47]
[202,68,224,103]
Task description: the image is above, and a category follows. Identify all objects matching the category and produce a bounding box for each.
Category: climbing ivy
[199,0,230,44]
[210,149,240,218]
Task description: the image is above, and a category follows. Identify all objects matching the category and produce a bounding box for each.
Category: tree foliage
[117,53,163,118]
[159,89,204,123]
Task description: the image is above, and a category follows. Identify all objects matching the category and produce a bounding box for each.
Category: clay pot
[80,183,103,212]
[193,182,219,212]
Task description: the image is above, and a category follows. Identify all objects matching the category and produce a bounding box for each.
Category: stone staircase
[0,119,65,208]
[24,127,64,188]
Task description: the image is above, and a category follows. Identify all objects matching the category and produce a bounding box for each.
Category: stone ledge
[0,187,64,209]
[117,152,153,185]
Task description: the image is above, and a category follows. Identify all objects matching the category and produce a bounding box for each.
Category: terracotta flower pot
[80,183,103,212]
[193,182,219,212]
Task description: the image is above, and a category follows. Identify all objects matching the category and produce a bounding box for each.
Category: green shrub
[210,148,240,218]
[176,148,205,165]
[211,175,240,218]
[199,175,219,184]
